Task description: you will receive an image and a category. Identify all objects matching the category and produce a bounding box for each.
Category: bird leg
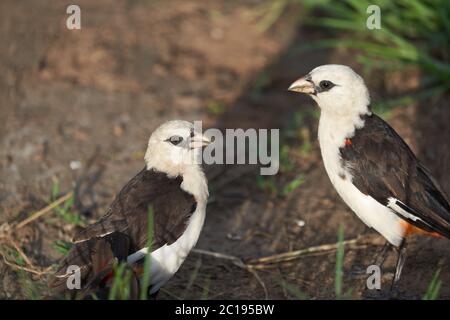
[147,287,159,300]
[390,240,407,293]
[362,241,392,298]
[374,241,392,267]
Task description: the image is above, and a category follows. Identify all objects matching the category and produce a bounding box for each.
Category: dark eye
[167,135,183,145]
[319,80,334,90]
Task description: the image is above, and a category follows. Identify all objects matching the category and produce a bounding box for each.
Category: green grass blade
[281,175,305,197]
[108,261,125,300]
[423,268,442,300]
[51,180,60,201]
[335,224,345,299]
[200,276,211,300]
[139,206,154,300]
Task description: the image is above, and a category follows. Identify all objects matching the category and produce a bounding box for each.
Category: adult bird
[49,120,211,299]
[288,64,450,288]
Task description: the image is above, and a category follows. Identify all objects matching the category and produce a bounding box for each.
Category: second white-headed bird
[288,64,450,286]
[49,120,210,298]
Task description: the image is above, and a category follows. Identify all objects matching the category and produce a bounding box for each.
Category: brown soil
[0,0,449,300]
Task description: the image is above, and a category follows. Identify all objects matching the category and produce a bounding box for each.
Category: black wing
[73,167,197,249]
[340,113,450,238]
[50,167,196,293]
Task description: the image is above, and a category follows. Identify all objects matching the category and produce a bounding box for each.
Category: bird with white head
[50,120,211,298]
[289,64,450,290]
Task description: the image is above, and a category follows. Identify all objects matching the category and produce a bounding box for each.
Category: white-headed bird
[288,65,450,288]
[49,120,210,299]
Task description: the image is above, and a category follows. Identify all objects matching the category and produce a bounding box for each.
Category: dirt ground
[1,0,449,300]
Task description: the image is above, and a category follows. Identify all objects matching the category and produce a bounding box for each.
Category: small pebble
[227,233,242,241]
[70,160,81,170]
[295,219,306,227]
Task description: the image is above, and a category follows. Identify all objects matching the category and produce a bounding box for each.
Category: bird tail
[48,232,138,299]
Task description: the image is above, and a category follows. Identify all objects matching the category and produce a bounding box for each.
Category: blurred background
[0,0,449,299]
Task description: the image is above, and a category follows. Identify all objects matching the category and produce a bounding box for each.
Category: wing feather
[340,114,450,238]
[49,167,197,297]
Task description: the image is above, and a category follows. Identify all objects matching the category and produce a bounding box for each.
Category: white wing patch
[72,231,114,243]
[387,197,423,222]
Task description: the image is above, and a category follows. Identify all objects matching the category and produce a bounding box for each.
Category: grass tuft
[108,261,135,300]
[301,0,450,110]
[52,240,73,256]
[262,0,450,110]
[50,180,86,227]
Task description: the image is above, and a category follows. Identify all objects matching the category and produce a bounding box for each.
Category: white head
[144,120,210,177]
[288,65,371,117]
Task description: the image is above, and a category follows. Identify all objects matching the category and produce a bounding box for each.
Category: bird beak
[288,77,315,94]
[189,133,211,149]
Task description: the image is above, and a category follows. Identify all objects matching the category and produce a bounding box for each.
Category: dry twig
[0,193,74,277]
[8,238,34,268]
[192,237,381,297]
[16,192,73,229]
[1,254,52,276]
[247,238,362,268]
